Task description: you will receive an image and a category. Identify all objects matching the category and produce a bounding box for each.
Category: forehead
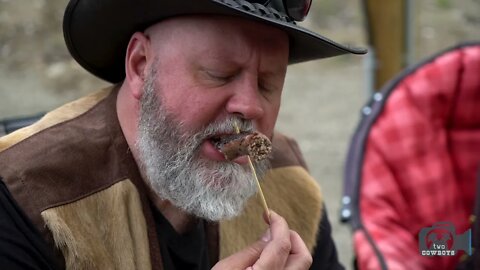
[145,15,289,60]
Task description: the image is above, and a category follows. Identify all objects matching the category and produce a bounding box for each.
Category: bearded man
[0,0,365,269]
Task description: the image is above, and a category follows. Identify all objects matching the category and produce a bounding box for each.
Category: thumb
[212,231,270,270]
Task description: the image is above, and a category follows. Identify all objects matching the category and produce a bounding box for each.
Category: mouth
[207,132,272,162]
[208,132,250,150]
[199,134,249,164]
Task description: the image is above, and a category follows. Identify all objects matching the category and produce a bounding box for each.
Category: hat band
[216,0,293,23]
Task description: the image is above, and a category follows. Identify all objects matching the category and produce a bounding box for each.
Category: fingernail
[261,229,271,242]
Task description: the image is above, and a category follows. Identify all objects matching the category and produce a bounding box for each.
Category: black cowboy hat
[63,0,367,83]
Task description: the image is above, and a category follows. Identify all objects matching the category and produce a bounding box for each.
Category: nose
[225,78,264,120]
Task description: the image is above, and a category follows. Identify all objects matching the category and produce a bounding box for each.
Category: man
[0,0,365,269]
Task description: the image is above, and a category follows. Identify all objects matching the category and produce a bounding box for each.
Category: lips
[201,138,248,164]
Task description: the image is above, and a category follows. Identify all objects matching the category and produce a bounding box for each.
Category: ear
[125,32,151,100]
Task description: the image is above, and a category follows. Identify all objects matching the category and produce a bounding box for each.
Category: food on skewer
[211,132,272,161]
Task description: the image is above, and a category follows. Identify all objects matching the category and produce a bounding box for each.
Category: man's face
[136,16,289,220]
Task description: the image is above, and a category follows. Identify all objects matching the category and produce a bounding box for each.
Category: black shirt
[0,180,59,270]
[152,204,210,270]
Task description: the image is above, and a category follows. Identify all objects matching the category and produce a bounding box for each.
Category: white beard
[136,69,269,221]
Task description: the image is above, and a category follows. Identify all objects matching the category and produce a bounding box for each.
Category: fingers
[212,233,269,270]
[262,210,271,225]
[214,210,312,270]
[285,230,313,270]
[253,211,312,270]
[253,211,293,269]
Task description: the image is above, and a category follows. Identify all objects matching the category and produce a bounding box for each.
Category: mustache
[188,116,254,146]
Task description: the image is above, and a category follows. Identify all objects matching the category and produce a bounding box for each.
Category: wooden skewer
[234,122,271,223]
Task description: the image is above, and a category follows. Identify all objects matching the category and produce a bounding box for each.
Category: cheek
[258,101,280,138]
[164,91,227,130]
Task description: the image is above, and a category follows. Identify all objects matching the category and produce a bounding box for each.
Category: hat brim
[64,0,367,83]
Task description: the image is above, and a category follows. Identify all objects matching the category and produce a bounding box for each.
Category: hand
[213,210,313,270]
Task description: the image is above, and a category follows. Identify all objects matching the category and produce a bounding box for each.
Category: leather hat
[63,0,367,83]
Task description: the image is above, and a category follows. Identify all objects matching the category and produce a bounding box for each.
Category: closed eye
[205,70,236,84]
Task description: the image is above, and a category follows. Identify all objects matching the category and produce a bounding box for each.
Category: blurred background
[0,0,479,268]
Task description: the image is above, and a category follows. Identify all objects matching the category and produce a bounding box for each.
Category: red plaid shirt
[355,44,480,270]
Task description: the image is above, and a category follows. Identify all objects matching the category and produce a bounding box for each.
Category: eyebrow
[259,66,287,78]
